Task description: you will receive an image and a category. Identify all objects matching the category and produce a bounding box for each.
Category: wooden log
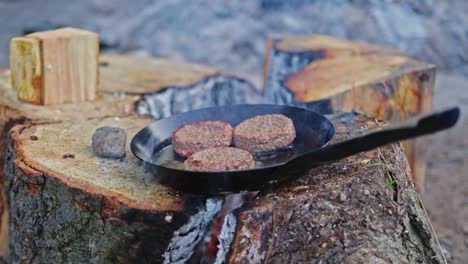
[0,70,133,260]
[98,54,260,119]
[6,116,223,263]
[10,28,99,105]
[0,54,260,259]
[216,112,446,264]
[263,35,435,193]
[99,54,219,94]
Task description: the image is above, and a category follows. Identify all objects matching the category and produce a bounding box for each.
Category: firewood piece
[9,27,99,105]
[6,116,224,263]
[9,37,42,104]
[216,112,445,264]
[263,35,434,192]
[92,126,127,159]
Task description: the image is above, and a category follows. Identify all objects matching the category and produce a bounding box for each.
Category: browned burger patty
[172,121,233,157]
[233,114,296,152]
[184,147,255,171]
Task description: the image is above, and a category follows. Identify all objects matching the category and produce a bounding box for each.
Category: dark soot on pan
[154,143,295,171]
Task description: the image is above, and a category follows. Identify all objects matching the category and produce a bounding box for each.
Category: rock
[340,192,347,202]
[441,245,452,260]
[91,126,127,159]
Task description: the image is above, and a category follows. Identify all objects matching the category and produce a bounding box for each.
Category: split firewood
[215,112,446,264]
[263,35,434,192]
[10,28,99,105]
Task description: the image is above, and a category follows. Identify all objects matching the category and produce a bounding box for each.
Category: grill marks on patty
[172,120,233,157]
[233,114,296,152]
[184,147,255,171]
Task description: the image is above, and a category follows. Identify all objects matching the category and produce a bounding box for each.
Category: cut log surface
[264,35,435,192]
[99,54,220,94]
[7,116,223,263]
[0,53,259,260]
[216,112,446,264]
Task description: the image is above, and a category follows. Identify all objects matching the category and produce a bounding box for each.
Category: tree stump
[215,112,446,264]
[0,54,259,259]
[263,35,434,193]
[7,116,223,263]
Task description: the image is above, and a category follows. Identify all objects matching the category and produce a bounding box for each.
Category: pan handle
[295,107,460,164]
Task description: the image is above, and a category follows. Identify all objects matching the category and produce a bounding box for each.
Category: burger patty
[233,114,296,152]
[172,120,233,157]
[184,147,256,171]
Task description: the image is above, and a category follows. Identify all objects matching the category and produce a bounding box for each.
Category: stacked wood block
[10,28,99,105]
[264,35,435,192]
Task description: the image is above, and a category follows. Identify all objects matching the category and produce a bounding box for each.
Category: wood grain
[10,28,99,105]
[10,116,185,212]
[99,54,219,94]
[9,37,42,104]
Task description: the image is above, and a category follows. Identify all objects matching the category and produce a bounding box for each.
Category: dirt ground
[423,72,467,263]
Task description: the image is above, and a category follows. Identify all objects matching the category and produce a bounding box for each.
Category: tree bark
[263,35,434,193]
[0,54,260,260]
[216,112,446,264]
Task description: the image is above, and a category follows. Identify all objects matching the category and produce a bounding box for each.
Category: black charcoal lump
[92,126,127,159]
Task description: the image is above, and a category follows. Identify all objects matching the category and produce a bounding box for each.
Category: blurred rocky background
[0,0,466,263]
